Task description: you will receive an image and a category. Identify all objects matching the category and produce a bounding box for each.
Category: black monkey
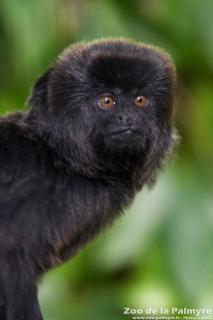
[0,38,177,320]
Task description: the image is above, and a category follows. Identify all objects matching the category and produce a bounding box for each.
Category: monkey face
[89,88,151,152]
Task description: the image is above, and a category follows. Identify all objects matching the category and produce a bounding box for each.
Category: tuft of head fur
[27,38,177,188]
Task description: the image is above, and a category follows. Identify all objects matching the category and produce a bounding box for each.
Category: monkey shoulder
[0,112,55,214]
[0,113,42,181]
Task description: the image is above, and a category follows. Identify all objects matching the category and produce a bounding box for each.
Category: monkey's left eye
[97,95,116,110]
[134,96,148,108]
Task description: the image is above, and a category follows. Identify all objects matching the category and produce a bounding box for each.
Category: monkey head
[28,39,177,185]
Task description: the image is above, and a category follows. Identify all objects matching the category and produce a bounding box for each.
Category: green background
[0,0,213,319]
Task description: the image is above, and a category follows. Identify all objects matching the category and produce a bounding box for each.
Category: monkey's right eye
[97,95,116,110]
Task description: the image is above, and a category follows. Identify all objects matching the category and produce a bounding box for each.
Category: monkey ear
[27,67,53,111]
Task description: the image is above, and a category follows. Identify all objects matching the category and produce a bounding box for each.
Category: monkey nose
[116,114,136,127]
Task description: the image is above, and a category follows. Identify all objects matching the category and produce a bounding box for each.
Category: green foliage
[0,0,212,318]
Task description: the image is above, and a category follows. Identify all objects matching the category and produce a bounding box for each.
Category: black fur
[0,38,176,319]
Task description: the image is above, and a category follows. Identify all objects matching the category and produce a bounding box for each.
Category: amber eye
[97,95,115,110]
[134,95,148,108]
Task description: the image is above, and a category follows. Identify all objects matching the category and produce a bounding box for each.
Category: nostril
[117,116,123,122]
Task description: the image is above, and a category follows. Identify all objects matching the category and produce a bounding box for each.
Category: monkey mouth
[107,126,144,142]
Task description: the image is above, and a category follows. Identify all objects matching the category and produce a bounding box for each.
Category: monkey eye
[134,95,148,108]
[97,95,116,110]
